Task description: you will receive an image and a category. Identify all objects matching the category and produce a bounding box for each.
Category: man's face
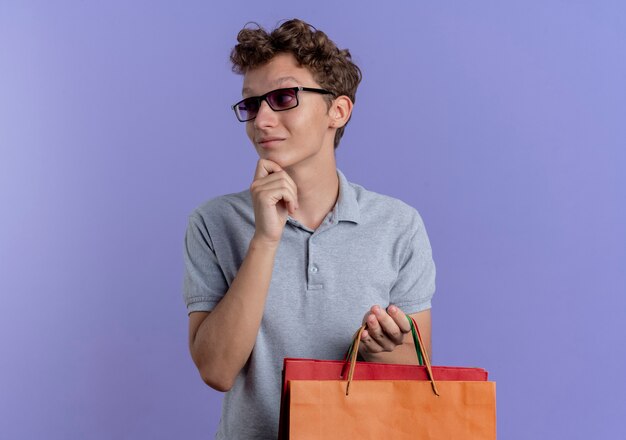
[242,53,336,170]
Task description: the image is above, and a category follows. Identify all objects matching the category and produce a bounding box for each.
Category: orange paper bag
[284,317,496,439]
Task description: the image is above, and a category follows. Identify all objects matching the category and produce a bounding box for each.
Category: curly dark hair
[230,19,362,149]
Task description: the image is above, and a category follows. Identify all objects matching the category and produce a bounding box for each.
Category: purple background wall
[1,1,625,438]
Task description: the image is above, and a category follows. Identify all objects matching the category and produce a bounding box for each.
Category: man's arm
[187,160,298,392]
[358,203,435,365]
[358,307,432,364]
[188,237,279,391]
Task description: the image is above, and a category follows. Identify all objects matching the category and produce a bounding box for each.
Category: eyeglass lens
[236,88,299,121]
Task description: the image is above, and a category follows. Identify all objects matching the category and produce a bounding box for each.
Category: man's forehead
[242,76,303,96]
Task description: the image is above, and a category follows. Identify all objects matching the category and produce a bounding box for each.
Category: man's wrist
[249,235,281,253]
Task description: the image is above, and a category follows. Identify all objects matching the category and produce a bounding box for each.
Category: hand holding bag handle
[345,315,440,396]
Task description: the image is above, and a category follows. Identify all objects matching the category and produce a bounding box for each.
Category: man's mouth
[258,137,285,147]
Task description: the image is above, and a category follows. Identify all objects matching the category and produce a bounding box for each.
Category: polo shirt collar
[334,169,360,224]
[286,168,360,229]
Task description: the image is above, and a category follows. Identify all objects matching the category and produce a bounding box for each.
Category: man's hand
[249,159,299,245]
[359,304,412,356]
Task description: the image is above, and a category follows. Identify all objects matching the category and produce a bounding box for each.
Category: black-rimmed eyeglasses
[232,87,333,122]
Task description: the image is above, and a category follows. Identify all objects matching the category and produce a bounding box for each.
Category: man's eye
[271,91,296,107]
[242,99,259,112]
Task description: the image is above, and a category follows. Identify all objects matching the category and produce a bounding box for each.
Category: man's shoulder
[189,189,252,225]
[351,181,414,211]
[349,180,423,226]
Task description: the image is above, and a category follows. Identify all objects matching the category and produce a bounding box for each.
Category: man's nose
[254,100,277,127]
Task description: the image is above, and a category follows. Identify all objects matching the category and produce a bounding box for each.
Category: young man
[183,19,435,439]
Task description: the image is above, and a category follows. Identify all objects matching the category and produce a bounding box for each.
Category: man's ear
[329,95,353,128]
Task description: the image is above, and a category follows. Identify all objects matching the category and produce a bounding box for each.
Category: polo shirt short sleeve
[183,213,228,313]
[388,209,436,314]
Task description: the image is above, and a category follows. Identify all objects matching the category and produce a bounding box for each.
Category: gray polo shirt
[183,169,435,439]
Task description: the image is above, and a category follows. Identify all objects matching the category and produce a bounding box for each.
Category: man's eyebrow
[241,76,302,96]
[274,76,301,86]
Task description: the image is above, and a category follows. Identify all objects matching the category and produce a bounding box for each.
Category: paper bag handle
[344,315,440,397]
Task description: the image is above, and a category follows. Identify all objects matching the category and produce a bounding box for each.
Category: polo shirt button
[310,266,318,273]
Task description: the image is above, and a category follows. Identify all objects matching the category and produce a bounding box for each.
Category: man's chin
[258,152,291,169]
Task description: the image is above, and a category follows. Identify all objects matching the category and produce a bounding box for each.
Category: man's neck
[286,161,340,231]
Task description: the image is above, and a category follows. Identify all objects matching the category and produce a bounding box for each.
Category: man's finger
[257,181,298,210]
[387,305,411,333]
[371,305,404,345]
[365,310,397,350]
[360,329,384,353]
[254,159,283,179]
[252,169,299,209]
[253,171,298,201]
